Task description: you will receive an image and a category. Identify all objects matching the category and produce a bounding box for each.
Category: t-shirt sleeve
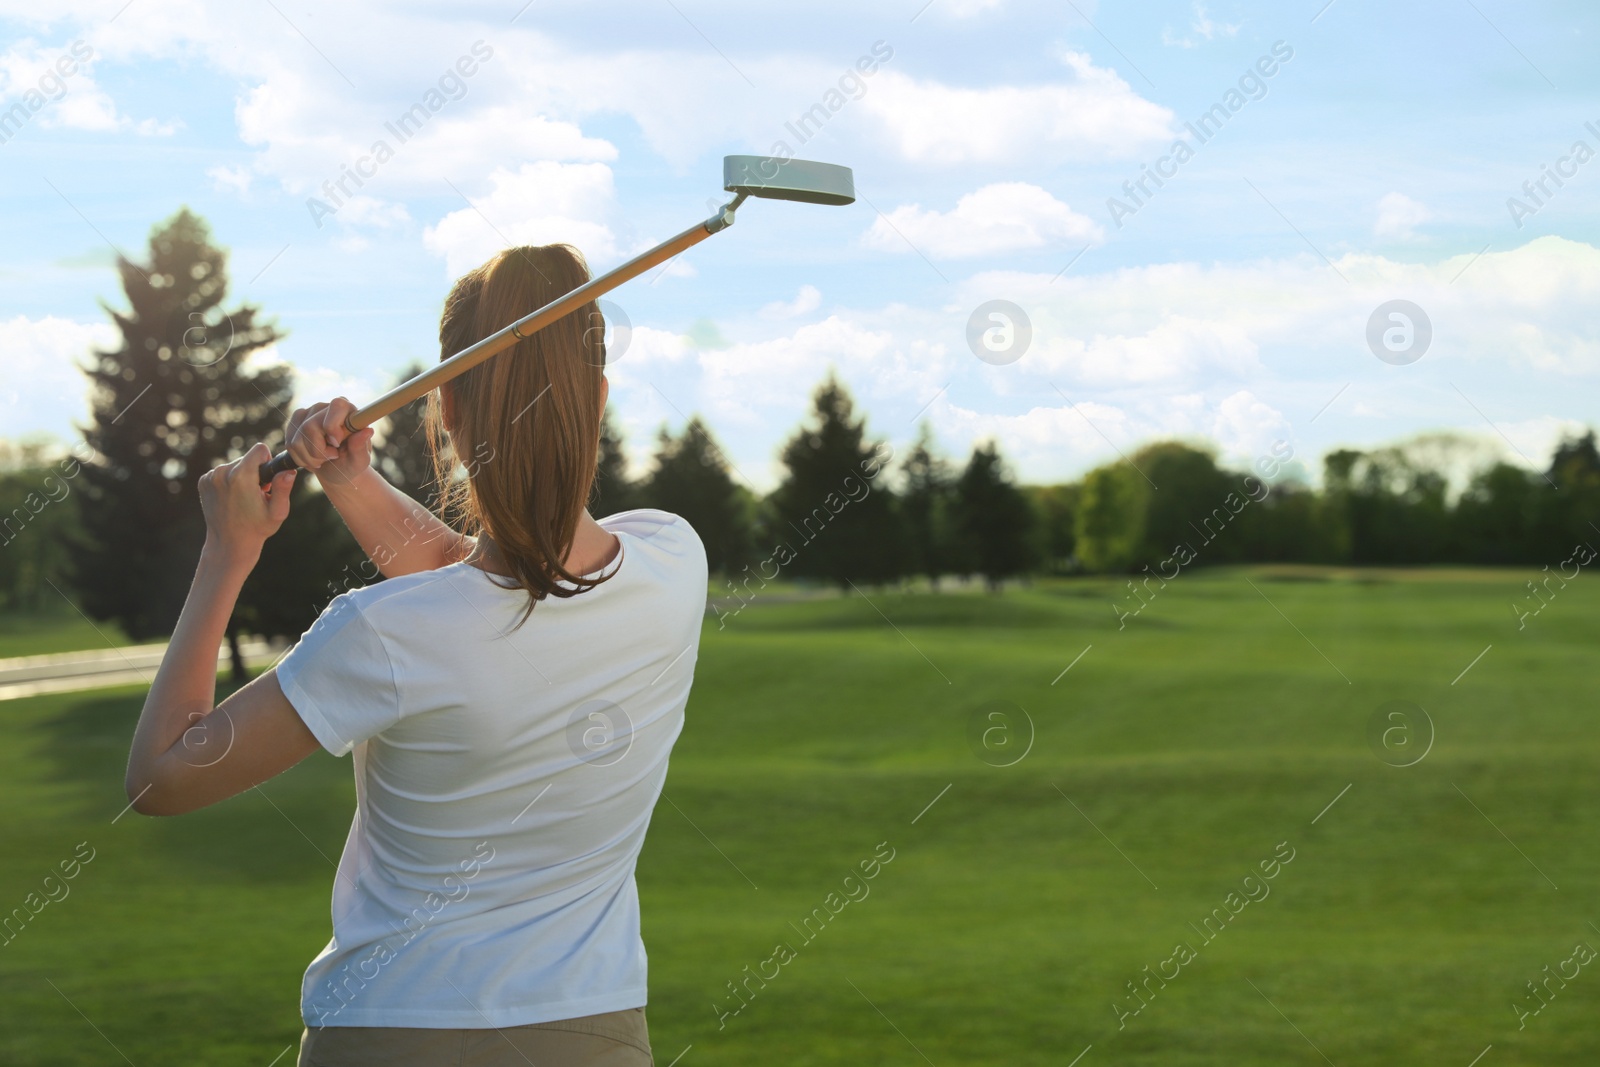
[275,594,400,757]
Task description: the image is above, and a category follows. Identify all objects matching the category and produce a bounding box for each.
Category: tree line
[586,380,1037,594]
[4,208,1596,673]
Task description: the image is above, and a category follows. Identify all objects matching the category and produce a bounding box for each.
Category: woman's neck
[468,511,620,577]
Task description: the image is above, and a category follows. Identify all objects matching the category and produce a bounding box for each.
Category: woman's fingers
[285,397,369,479]
[265,469,296,523]
[286,402,329,469]
[198,445,295,547]
[348,426,375,459]
[310,404,342,459]
[324,397,357,449]
[235,442,270,486]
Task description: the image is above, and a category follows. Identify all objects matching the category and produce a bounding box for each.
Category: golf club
[259,155,855,484]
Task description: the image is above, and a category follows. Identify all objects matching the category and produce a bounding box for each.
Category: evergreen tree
[769,375,900,588]
[592,409,639,518]
[952,441,1038,591]
[72,208,289,666]
[899,421,955,588]
[71,207,360,678]
[639,417,751,573]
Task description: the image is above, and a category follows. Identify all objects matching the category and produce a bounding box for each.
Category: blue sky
[2,0,1597,489]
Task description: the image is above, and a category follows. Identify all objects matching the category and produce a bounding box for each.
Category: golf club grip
[258,449,301,485]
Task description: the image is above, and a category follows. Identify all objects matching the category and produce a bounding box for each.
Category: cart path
[0,639,285,702]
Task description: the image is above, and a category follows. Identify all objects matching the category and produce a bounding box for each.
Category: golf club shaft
[258,209,731,485]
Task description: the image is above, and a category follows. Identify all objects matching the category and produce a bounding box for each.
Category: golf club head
[723,155,855,206]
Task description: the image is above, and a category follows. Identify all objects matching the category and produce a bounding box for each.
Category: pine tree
[899,421,955,589]
[639,417,751,573]
[769,375,900,588]
[953,441,1038,591]
[592,409,638,518]
[72,208,289,663]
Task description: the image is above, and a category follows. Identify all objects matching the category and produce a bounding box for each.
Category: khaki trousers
[297,1007,652,1067]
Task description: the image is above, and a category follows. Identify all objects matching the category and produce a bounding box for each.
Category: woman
[123,244,707,1066]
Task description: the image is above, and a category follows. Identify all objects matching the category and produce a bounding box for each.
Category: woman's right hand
[285,397,376,489]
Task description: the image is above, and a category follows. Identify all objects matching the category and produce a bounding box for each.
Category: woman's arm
[286,396,471,578]
[125,445,321,816]
[320,465,469,578]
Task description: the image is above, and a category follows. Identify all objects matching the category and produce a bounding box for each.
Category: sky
[1,0,1597,490]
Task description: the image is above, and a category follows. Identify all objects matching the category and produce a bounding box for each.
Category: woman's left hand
[199,442,296,563]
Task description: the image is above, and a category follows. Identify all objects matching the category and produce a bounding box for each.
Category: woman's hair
[426,244,610,619]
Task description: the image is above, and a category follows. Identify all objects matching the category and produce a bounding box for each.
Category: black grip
[258,448,302,486]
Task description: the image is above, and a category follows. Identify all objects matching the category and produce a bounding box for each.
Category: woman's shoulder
[316,567,463,632]
[601,510,708,574]
[601,509,702,548]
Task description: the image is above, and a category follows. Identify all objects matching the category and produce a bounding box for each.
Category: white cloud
[207,164,252,196]
[0,315,116,441]
[607,325,692,375]
[760,285,822,319]
[695,315,925,426]
[135,116,182,135]
[1495,415,1592,469]
[287,364,384,415]
[234,80,618,197]
[1040,315,1264,386]
[862,55,1174,164]
[864,183,1103,259]
[0,8,1171,226]
[40,85,120,131]
[0,5,1594,492]
[0,37,174,136]
[935,398,1135,473]
[646,257,697,281]
[336,195,411,229]
[1210,390,1292,461]
[1162,2,1242,48]
[422,161,619,277]
[614,236,1600,488]
[954,236,1600,392]
[1374,192,1433,239]
[928,389,1288,480]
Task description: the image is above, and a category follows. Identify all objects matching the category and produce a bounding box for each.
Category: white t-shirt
[275,510,706,1029]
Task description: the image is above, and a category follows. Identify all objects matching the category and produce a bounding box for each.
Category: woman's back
[277,510,706,1029]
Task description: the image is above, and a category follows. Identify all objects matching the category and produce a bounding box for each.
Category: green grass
[3,565,1597,1064]
[0,611,130,658]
